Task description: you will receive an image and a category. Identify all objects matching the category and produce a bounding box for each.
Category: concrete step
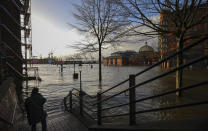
[89,119,208,131]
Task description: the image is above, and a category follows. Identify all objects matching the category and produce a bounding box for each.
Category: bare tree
[119,0,208,96]
[71,0,129,83]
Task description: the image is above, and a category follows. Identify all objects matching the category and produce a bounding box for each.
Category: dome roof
[139,43,154,52]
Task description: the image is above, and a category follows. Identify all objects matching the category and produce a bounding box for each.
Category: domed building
[140,43,154,52]
[103,42,159,66]
[139,42,155,57]
[129,42,159,65]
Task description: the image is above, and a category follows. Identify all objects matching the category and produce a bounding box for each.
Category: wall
[0,0,23,96]
[0,77,22,131]
[159,5,208,69]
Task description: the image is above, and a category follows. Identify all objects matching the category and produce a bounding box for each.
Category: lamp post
[78,62,83,115]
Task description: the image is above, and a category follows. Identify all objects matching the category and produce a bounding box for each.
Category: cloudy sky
[31,0,158,58]
[31,0,82,57]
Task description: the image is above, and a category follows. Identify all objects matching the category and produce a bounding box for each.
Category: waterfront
[23,64,208,123]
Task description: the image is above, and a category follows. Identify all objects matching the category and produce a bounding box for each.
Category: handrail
[64,88,97,119]
[70,87,95,99]
[94,54,207,105]
[101,100,208,118]
[135,100,208,115]
[100,36,208,95]
[101,81,207,111]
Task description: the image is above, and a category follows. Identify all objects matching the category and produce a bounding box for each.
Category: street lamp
[78,62,83,115]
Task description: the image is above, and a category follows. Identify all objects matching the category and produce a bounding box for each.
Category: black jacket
[25,93,47,124]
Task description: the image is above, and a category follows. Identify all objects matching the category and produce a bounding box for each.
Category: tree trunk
[99,45,102,83]
[176,38,183,96]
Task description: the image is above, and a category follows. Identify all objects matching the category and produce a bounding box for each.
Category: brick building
[103,43,159,66]
[129,43,159,65]
[159,3,208,69]
[104,50,136,66]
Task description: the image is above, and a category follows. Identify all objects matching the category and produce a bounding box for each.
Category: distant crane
[48,50,54,59]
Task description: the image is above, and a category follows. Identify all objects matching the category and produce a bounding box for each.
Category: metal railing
[64,36,208,126]
[64,87,97,121]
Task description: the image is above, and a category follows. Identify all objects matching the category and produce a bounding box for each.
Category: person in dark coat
[25,88,47,131]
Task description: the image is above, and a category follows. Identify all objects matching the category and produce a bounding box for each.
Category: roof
[111,50,136,56]
[139,43,154,52]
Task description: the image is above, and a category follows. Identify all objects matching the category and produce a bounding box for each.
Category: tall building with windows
[159,3,208,69]
[0,1,22,82]
[0,0,32,92]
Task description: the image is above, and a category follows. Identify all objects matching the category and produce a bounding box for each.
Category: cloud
[31,0,159,58]
[31,0,80,30]
[32,14,84,57]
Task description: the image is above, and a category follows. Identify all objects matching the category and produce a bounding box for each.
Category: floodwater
[23,64,208,124]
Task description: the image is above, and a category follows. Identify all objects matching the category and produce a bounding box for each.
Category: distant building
[103,43,159,66]
[104,50,136,66]
[159,3,208,69]
[129,43,159,65]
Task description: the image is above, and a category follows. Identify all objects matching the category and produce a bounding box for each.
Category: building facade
[159,3,208,69]
[0,0,32,93]
[104,43,158,66]
[0,1,22,80]
[104,50,136,66]
[129,43,159,65]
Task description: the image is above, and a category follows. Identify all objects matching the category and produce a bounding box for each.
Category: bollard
[129,74,136,125]
[97,92,102,125]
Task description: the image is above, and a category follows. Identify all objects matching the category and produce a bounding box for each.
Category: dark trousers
[31,119,47,131]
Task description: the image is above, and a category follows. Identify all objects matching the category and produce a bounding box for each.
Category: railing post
[64,97,67,111]
[129,74,136,125]
[97,92,102,125]
[69,91,72,112]
[80,90,83,116]
[0,57,2,84]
